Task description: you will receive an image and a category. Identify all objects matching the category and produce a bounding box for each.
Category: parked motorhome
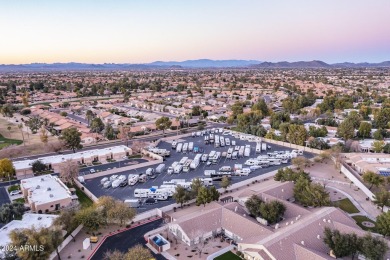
[183,159,192,172]
[124,199,140,208]
[182,143,189,153]
[176,143,183,153]
[139,174,148,183]
[172,140,177,149]
[179,157,189,165]
[128,174,139,186]
[174,164,183,174]
[188,142,194,151]
[244,145,251,157]
[156,164,166,174]
[204,170,216,176]
[201,153,209,162]
[262,143,267,151]
[256,142,262,153]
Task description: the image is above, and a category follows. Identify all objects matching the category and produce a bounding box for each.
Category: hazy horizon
[1,0,389,64]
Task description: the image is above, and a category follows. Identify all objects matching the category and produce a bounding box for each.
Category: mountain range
[0,59,389,71]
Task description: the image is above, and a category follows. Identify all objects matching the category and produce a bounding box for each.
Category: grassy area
[0,133,23,149]
[214,251,242,260]
[352,215,377,232]
[128,154,142,159]
[332,198,360,214]
[69,184,93,208]
[14,198,25,203]
[8,185,21,192]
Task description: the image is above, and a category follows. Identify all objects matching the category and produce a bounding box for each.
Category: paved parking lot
[84,133,315,212]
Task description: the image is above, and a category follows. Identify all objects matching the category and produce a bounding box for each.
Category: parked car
[10,190,22,196]
[89,169,96,173]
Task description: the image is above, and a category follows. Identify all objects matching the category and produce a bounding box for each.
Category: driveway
[90,218,165,260]
[0,187,11,206]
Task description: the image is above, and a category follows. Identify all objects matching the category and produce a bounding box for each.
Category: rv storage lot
[83,133,314,212]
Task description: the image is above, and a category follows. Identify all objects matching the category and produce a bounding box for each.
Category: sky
[1,0,390,64]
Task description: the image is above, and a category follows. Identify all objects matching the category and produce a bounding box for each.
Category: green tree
[104,124,116,140]
[9,227,63,260]
[60,127,83,153]
[190,178,203,198]
[54,209,79,241]
[155,116,172,134]
[244,195,263,217]
[75,206,105,232]
[1,104,14,117]
[375,108,390,129]
[291,157,311,170]
[337,119,355,140]
[376,211,390,237]
[293,175,330,207]
[191,106,201,116]
[359,233,389,260]
[60,111,68,117]
[373,189,390,212]
[31,160,47,173]
[286,124,307,145]
[196,186,212,207]
[86,110,94,126]
[357,122,372,139]
[274,168,310,182]
[251,99,269,116]
[231,101,244,119]
[362,171,384,190]
[221,176,231,192]
[0,202,25,224]
[323,227,359,259]
[173,185,191,207]
[90,117,105,133]
[26,116,42,134]
[0,158,15,179]
[372,140,385,153]
[209,186,220,201]
[107,201,136,226]
[373,128,386,140]
[259,200,286,224]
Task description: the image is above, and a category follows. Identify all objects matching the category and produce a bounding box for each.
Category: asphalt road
[84,133,315,213]
[0,187,11,206]
[67,113,88,125]
[90,218,165,260]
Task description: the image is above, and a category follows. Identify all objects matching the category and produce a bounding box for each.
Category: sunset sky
[1,0,389,64]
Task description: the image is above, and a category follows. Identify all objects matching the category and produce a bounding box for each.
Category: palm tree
[18,124,25,146]
[7,126,11,138]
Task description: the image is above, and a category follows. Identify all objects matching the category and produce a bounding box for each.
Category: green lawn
[8,185,21,192]
[352,215,377,232]
[14,198,25,204]
[214,251,242,260]
[67,184,94,208]
[332,198,360,214]
[0,134,22,149]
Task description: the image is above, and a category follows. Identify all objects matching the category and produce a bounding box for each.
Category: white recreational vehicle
[128,174,139,186]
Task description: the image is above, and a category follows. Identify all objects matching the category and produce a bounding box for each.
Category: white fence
[49,224,84,260]
[340,164,375,201]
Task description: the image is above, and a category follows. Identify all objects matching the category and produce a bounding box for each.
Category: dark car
[145,198,157,205]
[119,180,127,187]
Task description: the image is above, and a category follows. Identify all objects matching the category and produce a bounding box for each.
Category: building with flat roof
[165,182,390,259]
[13,145,131,179]
[345,153,390,176]
[0,213,57,257]
[20,174,77,213]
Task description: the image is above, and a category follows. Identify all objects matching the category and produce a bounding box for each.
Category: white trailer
[163,179,186,185]
[183,159,192,172]
[156,164,166,174]
[200,178,214,186]
[201,154,209,162]
[244,145,251,157]
[176,143,183,153]
[204,170,216,176]
[190,157,201,169]
[179,157,189,165]
[261,143,267,151]
[128,174,139,186]
[174,165,183,174]
[238,146,245,157]
[111,179,122,188]
[172,140,177,149]
[256,142,262,153]
[188,142,194,151]
[182,143,189,153]
[124,199,140,208]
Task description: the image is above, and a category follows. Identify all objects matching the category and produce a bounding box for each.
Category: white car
[89,169,96,173]
[10,190,22,196]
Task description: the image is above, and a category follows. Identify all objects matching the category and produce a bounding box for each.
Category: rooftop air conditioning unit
[47,187,51,191]
[36,185,40,189]
[41,178,44,181]
[49,194,54,198]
